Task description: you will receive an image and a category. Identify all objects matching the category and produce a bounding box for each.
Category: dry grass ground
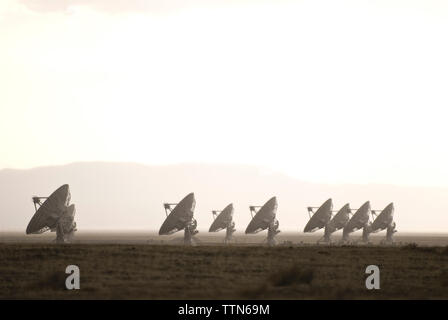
[0,244,447,299]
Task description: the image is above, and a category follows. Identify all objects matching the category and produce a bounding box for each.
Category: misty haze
[0,162,447,233]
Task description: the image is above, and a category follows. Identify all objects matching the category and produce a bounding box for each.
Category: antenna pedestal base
[267,219,280,246]
[385,223,397,243]
[225,223,236,243]
[362,226,371,243]
[183,218,198,245]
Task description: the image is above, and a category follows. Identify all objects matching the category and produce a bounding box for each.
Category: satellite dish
[323,203,351,243]
[209,203,236,243]
[362,203,396,243]
[303,198,333,233]
[159,192,198,245]
[26,184,77,243]
[342,201,370,242]
[245,197,280,246]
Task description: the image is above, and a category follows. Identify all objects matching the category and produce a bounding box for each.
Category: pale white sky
[1,0,448,187]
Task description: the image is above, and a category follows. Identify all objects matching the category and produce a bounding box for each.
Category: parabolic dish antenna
[245,196,280,246]
[342,201,370,242]
[323,203,351,242]
[26,184,77,243]
[362,203,396,243]
[304,198,333,233]
[159,192,198,245]
[209,203,236,243]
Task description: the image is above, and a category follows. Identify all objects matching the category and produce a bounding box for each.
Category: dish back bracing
[362,202,396,243]
[26,184,77,243]
[159,192,198,245]
[323,203,351,242]
[245,197,280,246]
[342,201,370,242]
[304,198,333,233]
[209,203,235,243]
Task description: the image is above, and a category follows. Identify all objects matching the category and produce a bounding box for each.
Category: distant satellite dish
[245,197,280,246]
[26,184,77,243]
[304,198,333,233]
[342,201,370,242]
[323,203,351,242]
[209,203,236,243]
[362,203,396,243]
[159,193,198,245]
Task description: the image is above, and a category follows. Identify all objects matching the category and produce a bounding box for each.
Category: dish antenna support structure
[159,193,198,245]
[304,199,352,243]
[26,184,77,243]
[342,201,371,242]
[362,203,396,243]
[245,197,280,246]
[209,203,236,243]
[304,199,333,242]
[323,203,351,243]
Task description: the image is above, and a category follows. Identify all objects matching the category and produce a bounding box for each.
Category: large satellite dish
[342,201,370,242]
[159,192,198,245]
[323,203,351,242]
[209,203,236,243]
[245,196,280,246]
[304,198,333,233]
[26,184,77,243]
[362,202,396,243]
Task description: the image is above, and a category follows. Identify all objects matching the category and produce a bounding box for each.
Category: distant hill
[0,162,446,232]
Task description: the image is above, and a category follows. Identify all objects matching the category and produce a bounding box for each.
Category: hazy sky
[1,0,448,187]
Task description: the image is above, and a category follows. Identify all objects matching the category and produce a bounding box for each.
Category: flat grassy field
[0,244,447,299]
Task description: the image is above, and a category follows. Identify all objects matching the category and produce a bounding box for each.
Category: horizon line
[1,160,447,189]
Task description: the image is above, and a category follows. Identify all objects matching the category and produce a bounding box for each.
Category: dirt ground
[0,243,447,299]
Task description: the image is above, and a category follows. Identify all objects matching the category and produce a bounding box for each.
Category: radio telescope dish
[304,198,333,233]
[26,184,77,243]
[362,203,396,243]
[342,201,370,242]
[323,203,351,243]
[245,197,280,246]
[209,203,236,243]
[159,193,198,245]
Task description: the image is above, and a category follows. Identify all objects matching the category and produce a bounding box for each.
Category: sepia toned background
[1,1,448,232]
